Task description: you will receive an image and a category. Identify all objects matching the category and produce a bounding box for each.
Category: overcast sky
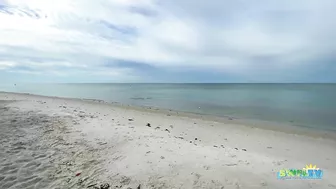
[0,0,335,83]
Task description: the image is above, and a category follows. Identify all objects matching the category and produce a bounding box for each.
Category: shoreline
[1,91,336,141]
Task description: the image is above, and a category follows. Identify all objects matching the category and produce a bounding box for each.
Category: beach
[0,92,336,189]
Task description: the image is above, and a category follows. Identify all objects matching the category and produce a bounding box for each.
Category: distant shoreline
[1,83,336,132]
[2,91,335,141]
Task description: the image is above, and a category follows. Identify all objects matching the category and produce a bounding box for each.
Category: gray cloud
[0,0,335,82]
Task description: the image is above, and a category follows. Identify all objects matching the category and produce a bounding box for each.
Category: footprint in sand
[272,160,287,166]
[203,166,211,170]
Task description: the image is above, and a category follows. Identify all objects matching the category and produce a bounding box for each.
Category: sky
[0,0,336,83]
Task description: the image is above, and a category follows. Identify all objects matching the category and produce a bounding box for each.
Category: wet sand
[1,92,336,189]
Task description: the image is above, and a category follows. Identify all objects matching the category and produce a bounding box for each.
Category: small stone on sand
[100,183,110,189]
[225,163,237,166]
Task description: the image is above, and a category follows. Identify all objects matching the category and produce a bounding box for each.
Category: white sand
[0,92,336,189]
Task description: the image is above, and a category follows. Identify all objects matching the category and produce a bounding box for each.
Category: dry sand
[0,92,336,189]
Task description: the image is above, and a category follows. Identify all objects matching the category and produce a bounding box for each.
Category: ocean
[1,83,336,131]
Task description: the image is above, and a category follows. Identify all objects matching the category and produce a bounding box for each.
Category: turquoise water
[1,83,336,131]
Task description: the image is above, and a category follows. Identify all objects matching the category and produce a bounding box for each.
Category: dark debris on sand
[90,183,110,189]
[100,183,110,189]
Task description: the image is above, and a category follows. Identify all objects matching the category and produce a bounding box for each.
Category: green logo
[277,164,323,180]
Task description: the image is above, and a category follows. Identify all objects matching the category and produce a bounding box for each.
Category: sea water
[1,83,335,131]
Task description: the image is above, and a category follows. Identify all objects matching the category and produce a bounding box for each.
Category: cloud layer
[1,0,336,82]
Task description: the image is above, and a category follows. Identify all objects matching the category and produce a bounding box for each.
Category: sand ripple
[0,102,104,189]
